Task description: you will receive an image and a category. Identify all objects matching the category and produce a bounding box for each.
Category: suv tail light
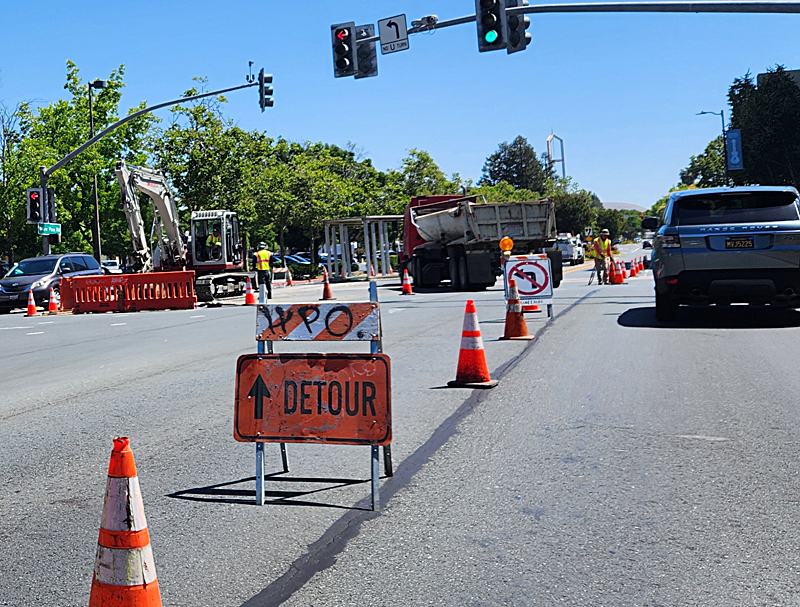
[663,235,681,248]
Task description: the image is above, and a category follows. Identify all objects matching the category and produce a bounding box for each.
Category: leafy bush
[288,263,321,280]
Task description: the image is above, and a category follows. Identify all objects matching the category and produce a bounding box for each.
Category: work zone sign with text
[235,353,391,446]
[503,255,554,305]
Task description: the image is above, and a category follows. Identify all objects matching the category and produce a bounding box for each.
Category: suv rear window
[672,191,800,226]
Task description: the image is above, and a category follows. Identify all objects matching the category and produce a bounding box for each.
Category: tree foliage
[680,136,725,187]
[479,136,553,194]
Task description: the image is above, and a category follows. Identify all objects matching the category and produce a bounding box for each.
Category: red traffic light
[336,28,348,41]
[30,192,39,201]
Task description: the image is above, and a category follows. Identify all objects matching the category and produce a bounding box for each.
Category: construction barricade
[61,271,197,314]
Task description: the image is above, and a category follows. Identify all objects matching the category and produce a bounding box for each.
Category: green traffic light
[484,30,498,43]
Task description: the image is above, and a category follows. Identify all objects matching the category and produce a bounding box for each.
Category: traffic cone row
[400,269,414,295]
[244,277,257,305]
[89,437,162,607]
[500,279,534,341]
[320,267,334,300]
[448,299,498,389]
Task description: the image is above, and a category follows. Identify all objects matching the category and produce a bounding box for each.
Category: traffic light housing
[26,188,43,224]
[476,0,507,52]
[332,22,358,77]
[355,24,378,79]
[505,0,531,54]
[258,69,273,111]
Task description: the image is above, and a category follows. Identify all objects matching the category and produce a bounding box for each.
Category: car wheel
[449,257,461,291]
[655,289,678,321]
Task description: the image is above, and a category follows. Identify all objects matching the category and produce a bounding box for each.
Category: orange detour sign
[89,437,162,607]
[256,303,379,341]
[235,353,391,446]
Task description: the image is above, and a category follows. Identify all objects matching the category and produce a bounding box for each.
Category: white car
[101,260,123,274]
[556,236,585,266]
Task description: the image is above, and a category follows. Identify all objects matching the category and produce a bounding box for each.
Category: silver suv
[643,186,800,321]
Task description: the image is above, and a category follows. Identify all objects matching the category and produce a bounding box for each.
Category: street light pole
[697,109,729,186]
[88,79,108,262]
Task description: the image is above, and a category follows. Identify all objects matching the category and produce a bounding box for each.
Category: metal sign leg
[383,444,393,477]
[255,442,265,505]
[371,445,380,511]
[547,304,553,318]
[280,443,289,473]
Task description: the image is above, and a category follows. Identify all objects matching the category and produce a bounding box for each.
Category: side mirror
[641,217,659,230]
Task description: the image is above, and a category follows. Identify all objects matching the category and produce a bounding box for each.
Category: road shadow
[167,473,375,510]
[618,305,800,329]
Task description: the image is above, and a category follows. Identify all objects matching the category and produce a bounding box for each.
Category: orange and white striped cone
[244,277,256,305]
[639,257,645,273]
[500,279,534,340]
[628,260,637,278]
[320,267,334,300]
[25,289,37,316]
[620,260,627,280]
[48,286,59,313]
[89,437,162,607]
[401,269,414,295]
[286,269,293,287]
[607,261,617,285]
[447,300,498,389]
[370,264,376,277]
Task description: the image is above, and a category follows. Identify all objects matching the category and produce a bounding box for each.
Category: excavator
[114,161,247,301]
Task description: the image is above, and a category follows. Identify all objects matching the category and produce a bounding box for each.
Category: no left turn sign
[504,256,554,302]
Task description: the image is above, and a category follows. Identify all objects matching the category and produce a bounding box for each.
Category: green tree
[479,136,552,194]
[551,190,598,236]
[595,208,623,241]
[680,136,725,187]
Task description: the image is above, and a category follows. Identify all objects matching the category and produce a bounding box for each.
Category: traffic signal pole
[39,78,266,255]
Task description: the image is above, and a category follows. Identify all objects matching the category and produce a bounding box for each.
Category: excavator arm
[115,161,185,271]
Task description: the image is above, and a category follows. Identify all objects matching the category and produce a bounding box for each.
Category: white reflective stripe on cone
[508,302,522,313]
[94,544,157,586]
[460,336,484,350]
[461,313,479,333]
[101,476,148,532]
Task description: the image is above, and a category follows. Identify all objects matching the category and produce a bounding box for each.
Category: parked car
[0,260,9,277]
[101,260,123,274]
[644,186,800,321]
[0,252,103,313]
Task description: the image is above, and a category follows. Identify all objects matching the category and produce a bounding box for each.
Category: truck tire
[655,289,678,321]
[449,257,461,291]
[413,258,423,287]
[459,257,470,290]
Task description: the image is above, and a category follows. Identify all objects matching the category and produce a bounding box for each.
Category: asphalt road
[7,245,800,606]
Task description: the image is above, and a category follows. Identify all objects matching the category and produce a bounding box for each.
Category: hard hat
[258,242,266,249]
[601,229,610,235]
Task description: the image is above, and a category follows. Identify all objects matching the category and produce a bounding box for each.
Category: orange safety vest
[595,237,612,257]
[255,249,272,270]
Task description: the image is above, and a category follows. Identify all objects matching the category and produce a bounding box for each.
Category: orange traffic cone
[448,300,499,389]
[607,261,617,285]
[48,286,59,313]
[639,257,645,273]
[370,264,376,277]
[25,289,37,316]
[286,269,293,287]
[244,277,257,305]
[629,260,637,278]
[89,437,162,607]
[523,304,542,313]
[620,261,627,280]
[401,269,414,295]
[500,279,534,340]
[320,267,334,300]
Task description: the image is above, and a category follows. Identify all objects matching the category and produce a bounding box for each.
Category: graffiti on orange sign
[256,303,379,341]
[234,353,391,445]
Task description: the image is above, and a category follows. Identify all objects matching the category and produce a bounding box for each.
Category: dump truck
[398,195,562,291]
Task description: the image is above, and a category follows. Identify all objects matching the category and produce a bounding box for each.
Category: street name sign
[378,15,409,54]
[234,353,391,445]
[37,222,61,236]
[256,302,380,341]
[503,255,554,305]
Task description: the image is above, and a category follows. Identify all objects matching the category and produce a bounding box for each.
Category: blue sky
[0,1,796,208]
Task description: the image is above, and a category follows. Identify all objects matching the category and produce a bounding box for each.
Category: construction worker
[252,241,274,299]
[593,229,615,285]
[206,227,222,260]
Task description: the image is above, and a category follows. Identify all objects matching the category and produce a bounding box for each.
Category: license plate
[9,294,18,300]
[725,237,754,249]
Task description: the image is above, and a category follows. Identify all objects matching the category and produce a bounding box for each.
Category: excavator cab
[190,211,242,270]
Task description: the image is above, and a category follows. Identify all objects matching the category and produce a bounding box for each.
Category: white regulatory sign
[378,15,409,55]
[503,255,554,305]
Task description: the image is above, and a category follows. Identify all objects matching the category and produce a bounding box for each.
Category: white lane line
[110,323,126,326]
[0,326,33,330]
[38,321,54,325]
[26,331,44,335]
[190,315,205,318]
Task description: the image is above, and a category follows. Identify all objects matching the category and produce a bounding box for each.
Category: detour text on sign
[235,353,391,445]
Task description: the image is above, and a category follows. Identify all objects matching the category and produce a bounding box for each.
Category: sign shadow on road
[166,473,379,511]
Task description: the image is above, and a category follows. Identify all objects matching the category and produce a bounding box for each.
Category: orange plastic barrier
[61,271,197,313]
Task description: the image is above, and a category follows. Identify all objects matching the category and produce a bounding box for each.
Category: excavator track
[195,273,252,302]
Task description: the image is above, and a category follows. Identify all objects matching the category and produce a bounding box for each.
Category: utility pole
[697,109,728,185]
[88,79,108,262]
